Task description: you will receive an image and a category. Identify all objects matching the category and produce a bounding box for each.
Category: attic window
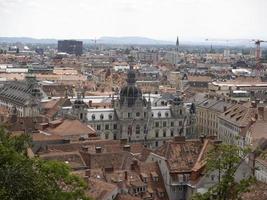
[92,114,95,120]
[151,172,159,182]
[236,116,242,121]
[165,112,169,117]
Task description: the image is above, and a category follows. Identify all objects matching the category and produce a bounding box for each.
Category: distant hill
[0,37,57,44]
[97,36,173,45]
[1,36,264,47]
[0,36,173,45]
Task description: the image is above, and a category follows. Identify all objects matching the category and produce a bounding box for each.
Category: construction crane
[251,39,267,69]
[91,37,97,53]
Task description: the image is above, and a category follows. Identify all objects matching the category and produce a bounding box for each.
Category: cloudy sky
[0,0,266,41]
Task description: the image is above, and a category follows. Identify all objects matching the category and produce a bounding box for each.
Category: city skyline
[0,0,266,41]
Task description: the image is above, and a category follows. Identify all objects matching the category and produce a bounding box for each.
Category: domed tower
[114,63,150,142]
[119,67,143,107]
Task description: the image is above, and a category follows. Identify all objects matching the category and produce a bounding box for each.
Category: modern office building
[58,40,83,56]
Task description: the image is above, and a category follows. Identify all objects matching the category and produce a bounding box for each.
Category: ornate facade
[72,68,197,148]
[0,74,42,117]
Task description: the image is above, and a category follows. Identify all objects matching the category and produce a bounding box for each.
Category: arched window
[158,112,161,117]
[136,124,140,134]
[92,114,95,120]
[165,112,169,117]
[100,114,104,120]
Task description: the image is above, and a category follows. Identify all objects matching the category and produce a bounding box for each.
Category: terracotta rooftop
[45,119,96,137]
[86,178,118,200]
[40,151,87,170]
[153,138,211,173]
[188,75,212,82]
[32,132,63,141]
[220,104,257,128]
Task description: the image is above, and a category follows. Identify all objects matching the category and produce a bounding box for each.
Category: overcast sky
[0,0,266,41]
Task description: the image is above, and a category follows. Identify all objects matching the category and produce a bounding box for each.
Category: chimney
[39,123,49,130]
[82,146,89,152]
[123,144,131,152]
[120,138,128,145]
[251,101,257,108]
[174,136,185,142]
[95,146,102,153]
[124,171,128,180]
[200,134,206,143]
[85,169,91,177]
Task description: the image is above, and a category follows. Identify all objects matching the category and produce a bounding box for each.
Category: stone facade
[71,68,197,148]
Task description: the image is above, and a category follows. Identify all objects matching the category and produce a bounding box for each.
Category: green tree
[0,127,90,200]
[193,143,255,200]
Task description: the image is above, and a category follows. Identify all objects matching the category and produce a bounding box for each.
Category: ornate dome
[119,67,142,107]
[120,85,142,107]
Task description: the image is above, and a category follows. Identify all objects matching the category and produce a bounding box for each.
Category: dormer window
[165,112,169,117]
[92,114,95,120]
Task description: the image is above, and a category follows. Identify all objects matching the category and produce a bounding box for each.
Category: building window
[105,124,109,130]
[155,122,159,127]
[136,112,140,117]
[165,112,169,117]
[113,124,117,130]
[171,130,174,137]
[163,130,166,137]
[100,114,104,120]
[158,112,161,117]
[92,114,95,120]
[163,121,167,127]
[155,130,159,138]
[144,112,147,117]
[155,141,158,147]
[128,113,131,118]
[180,110,183,115]
[136,124,140,134]
[105,133,109,139]
[171,121,174,127]
[108,114,112,120]
[97,124,101,130]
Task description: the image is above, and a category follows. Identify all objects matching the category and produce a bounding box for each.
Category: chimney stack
[95,146,102,153]
[82,146,89,152]
[85,169,91,177]
[123,144,131,152]
[124,171,128,180]
[200,134,206,143]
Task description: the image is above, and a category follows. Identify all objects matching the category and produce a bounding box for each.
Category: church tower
[72,90,88,122]
[176,36,179,52]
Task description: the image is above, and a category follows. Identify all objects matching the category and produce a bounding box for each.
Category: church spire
[176,36,179,52]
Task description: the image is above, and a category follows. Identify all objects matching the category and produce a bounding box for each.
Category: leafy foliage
[192,143,255,200]
[0,127,90,200]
